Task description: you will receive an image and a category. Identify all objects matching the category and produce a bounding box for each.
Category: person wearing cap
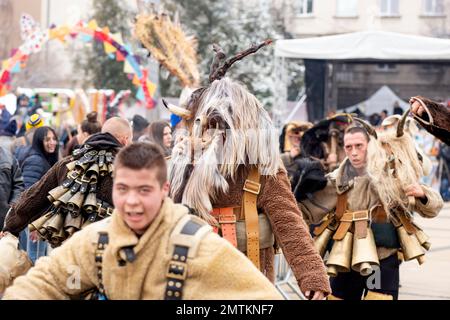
[13,113,44,153]
[0,119,18,154]
[279,121,313,184]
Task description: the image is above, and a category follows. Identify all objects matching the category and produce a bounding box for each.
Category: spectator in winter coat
[16,126,59,263]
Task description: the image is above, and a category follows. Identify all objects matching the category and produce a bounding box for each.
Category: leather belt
[211,207,238,248]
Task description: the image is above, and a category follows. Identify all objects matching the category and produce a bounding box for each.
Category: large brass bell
[413,227,431,251]
[397,226,425,265]
[351,228,380,276]
[66,192,85,214]
[47,185,69,202]
[415,230,431,251]
[314,228,334,258]
[83,193,97,214]
[326,231,353,277]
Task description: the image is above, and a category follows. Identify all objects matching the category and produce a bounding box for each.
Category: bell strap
[333,210,369,241]
[242,166,261,270]
[211,207,238,248]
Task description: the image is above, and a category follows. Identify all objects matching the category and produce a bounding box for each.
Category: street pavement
[277,202,450,300]
[399,202,450,300]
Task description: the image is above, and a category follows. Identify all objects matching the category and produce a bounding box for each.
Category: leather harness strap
[242,166,261,269]
[335,192,348,220]
[211,207,238,248]
[211,167,261,270]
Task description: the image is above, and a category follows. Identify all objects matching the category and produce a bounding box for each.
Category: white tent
[339,85,409,115]
[275,30,450,60]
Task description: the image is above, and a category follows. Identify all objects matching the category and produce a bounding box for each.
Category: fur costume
[409,96,450,146]
[160,41,330,294]
[3,198,282,300]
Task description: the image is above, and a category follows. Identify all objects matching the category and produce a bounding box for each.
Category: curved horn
[209,39,273,83]
[396,110,410,138]
[162,99,192,119]
[353,118,378,139]
[410,96,434,126]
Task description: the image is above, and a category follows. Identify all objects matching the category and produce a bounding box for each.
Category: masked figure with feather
[294,114,443,300]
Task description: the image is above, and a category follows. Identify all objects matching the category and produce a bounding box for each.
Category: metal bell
[351,228,380,276]
[66,160,77,171]
[58,190,74,204]
[397,226,425,265]
[51,226,66,246]
[314,228,333,258]
[66,191,85,214]
[64,212,83,230]
[99,164,109,176]
[414,229,431,251]
[29,212,53,232]
[326,231,353,277]
[83,193,97,214]
[43,212,64,234]
[47,185,69,202]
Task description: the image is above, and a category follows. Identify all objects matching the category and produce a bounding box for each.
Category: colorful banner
[0,14,156,109]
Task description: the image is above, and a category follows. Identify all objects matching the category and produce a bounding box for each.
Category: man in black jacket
[0,146,24,229]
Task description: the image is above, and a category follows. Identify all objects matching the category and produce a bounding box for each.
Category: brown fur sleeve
[3,158,70,236]
[258,168,331,295]
[413,97,450,145]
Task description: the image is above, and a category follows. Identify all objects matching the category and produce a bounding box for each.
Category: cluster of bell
[315,223,431,277]
[397,225,430,265]
[314,226,379,277]
[28,173,100,247]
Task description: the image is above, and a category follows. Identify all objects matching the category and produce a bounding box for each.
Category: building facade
[283,0,450,116]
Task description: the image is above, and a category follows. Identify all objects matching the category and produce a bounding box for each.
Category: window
[298,0,313,16]
[376,63,397,72]
[380,0,399,16]
[336,0,358,17]
[422,0,444,15]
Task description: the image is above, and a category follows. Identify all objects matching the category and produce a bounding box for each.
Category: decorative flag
[103,41,117,54]
[87,20,99,31]
[116,51,125,62]
[123,60,134,74]
[10,62,21,74]
[81,34,93,43]
[136,86,145,101]
[132,75,141,86]
[146,80,156,96]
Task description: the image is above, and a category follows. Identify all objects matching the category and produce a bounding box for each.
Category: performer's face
[113,166,169,236]
[344,132,368,169]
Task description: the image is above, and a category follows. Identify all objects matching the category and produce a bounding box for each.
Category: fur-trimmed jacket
[3,198,282,300]
[298,158,444,260]
[211,164,331,295]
